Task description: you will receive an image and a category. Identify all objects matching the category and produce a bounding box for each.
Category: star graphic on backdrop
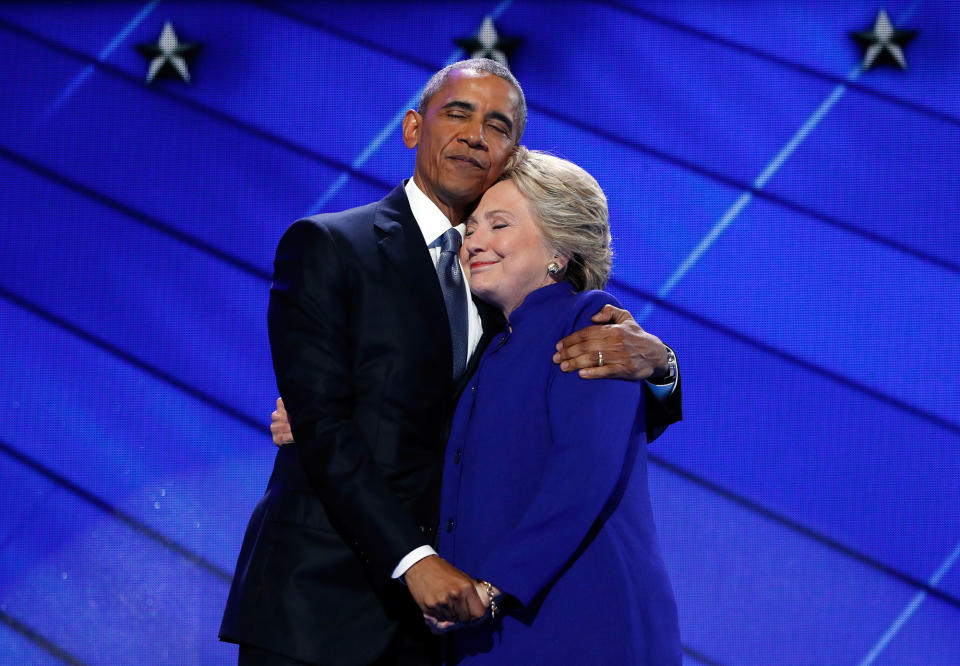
[454,17,521,69]
[850,9,917,70]
[136,21,201,83]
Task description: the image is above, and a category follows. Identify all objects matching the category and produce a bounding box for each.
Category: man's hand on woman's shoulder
[553,304,670,380]
[272,301,676,449]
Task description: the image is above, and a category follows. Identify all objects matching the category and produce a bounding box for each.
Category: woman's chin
[471,285,503,311]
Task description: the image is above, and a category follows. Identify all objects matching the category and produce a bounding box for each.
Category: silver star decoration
[136,21,201,83]
[850,9,916,70]
[454,17,521,68]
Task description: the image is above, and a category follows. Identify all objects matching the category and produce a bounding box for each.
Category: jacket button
[454,449,462,464]
[446,518,455,533]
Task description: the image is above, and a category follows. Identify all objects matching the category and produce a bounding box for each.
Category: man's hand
[423,580,494,634]
[553,304,669,380]
[404,555,487,623]
[271,397,295,447]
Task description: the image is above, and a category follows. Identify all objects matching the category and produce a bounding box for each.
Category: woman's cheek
[469,271,492,297]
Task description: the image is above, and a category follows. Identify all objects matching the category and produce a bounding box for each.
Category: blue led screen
[1,2,958,664]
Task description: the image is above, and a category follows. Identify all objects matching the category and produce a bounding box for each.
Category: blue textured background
[1,2,958,664]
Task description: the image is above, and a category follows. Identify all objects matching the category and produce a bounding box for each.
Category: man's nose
[459,119,487,149]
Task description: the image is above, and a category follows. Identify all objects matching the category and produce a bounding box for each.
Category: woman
[431,148,681,664]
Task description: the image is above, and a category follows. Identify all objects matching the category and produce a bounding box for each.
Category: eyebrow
[483,209,515,220]
[441,100,474,113]
[440,100,514,134]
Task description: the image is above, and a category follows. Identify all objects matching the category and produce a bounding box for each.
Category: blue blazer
[438,283,681,664]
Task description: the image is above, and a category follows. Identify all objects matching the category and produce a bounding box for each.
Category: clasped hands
[403,555,501,635]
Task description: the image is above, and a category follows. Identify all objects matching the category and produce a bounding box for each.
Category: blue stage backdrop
[1,1,958,664]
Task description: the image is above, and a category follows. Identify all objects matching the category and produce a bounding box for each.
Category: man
[220,59,680,666]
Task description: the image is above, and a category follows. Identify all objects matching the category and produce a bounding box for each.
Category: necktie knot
[439,227,462,254]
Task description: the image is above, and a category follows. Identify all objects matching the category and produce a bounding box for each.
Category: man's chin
[440,175,494,201]
[446,180,486,194]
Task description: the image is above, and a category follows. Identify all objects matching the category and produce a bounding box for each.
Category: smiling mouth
[449,154,484,169]
[470,261,497,270]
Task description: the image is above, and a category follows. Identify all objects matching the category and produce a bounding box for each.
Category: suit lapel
[374,184,453,374]
[452,299,505,397]
[475,299,505,355]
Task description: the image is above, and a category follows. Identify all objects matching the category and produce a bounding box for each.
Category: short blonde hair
[500,147,611,291]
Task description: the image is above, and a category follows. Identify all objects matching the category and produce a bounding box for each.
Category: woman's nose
[464,230,485,255]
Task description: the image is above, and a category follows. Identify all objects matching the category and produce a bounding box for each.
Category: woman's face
[462,180,558,317]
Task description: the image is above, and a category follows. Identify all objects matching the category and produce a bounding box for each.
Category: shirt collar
[404,178,465,247]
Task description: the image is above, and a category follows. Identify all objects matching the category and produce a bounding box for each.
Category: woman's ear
[547,251,571,276]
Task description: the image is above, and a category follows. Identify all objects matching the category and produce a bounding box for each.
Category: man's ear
[402,109,422,149]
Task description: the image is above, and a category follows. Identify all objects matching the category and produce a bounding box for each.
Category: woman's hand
[422,614,461,634]
[271,397,295,446]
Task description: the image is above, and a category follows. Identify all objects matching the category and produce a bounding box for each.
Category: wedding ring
[597,351,604,367]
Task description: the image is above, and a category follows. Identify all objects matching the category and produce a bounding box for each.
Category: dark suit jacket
[219,183,681,665]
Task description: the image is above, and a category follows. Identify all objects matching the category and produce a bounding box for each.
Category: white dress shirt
[391,179,483,580]
[405,178,484,363]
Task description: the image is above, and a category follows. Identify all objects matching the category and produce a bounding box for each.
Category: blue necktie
[437,228,468,380]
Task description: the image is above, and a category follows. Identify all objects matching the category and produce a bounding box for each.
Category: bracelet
[477,579,499,620]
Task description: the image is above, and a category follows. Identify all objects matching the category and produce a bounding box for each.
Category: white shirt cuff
[391,545,438,580]
[645,376,676,402]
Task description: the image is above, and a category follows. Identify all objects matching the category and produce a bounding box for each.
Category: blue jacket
[438,282,681,664]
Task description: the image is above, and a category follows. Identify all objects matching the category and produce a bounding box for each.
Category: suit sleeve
[473,298,646,607]
[644,355,682,443]
[268,220,425,577]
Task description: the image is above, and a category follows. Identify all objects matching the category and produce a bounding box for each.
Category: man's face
[403,70,520,212]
